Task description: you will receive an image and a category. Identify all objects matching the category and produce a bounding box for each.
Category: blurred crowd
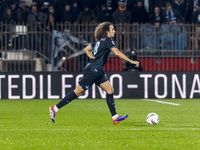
[1,0,200,53]
[1,0,200,27]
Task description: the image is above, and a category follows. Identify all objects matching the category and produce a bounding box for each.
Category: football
[146,113,159,125]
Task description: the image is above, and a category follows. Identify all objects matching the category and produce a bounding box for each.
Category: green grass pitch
[0,99,200,150]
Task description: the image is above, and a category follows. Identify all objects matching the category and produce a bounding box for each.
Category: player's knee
[74,90,84,97]
[76,91,84,97]
[74,86,85,97]
[107,88,114,94]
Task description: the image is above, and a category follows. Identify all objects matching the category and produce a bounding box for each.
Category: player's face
[107,25,115,38]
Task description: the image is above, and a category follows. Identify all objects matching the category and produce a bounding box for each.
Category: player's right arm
[84,45,94,59]
[111,47,139,67]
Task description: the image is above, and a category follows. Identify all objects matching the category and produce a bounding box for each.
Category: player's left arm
[111,47,139,67]
[84,45,94,59]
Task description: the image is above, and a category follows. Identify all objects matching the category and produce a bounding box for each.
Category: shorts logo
[85,85,89,89]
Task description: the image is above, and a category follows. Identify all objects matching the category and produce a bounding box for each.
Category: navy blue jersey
[85,37,116,71]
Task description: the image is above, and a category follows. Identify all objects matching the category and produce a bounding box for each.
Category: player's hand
[131,61,139,68]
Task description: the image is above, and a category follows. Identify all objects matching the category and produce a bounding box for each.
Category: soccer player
[49,22,139,124]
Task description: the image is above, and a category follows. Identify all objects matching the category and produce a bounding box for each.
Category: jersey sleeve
[90,43,95,49]
[106,38,116,50]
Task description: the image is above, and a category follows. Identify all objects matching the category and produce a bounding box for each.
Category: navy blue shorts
[78,70,108,90]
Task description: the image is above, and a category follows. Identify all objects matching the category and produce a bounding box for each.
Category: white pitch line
[0,128,199,131]
[142,99,180,106]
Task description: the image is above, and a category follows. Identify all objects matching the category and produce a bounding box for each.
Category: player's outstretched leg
[49,91,78,123]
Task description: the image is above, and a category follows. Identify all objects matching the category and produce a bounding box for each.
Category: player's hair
[94,22,112,41]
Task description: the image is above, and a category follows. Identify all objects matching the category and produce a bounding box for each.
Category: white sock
[54,105,59,112]
[112,114,119,120]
